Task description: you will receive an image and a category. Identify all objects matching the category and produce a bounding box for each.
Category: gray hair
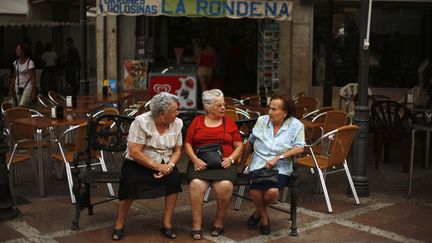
[149,92,179,117]
[202,89,224,112]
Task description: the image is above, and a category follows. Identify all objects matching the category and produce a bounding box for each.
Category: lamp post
[0,117,20,220]
[352,0,373,196]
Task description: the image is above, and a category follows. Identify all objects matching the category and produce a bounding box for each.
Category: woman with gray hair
[185,89,244,240]
[112,92,183,240]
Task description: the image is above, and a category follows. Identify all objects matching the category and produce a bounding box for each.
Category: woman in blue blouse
[240,95,305,235]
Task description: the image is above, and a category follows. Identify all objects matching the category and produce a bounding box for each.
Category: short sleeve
[174,118,183,146]
[293,124,305,147]
[248,133,256,144]
[28,60,35,70]
[225,117,242,142]
[127,119,147,145]
[185,116,199,145]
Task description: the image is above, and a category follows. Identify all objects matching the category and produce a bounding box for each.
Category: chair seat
[51,151,98,163]
[17,141,48,150]
[297,155,331,170]
[6,152,31,164]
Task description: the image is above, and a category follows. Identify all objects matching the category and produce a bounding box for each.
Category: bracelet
[229,157,235,164]
[168,162,175,168]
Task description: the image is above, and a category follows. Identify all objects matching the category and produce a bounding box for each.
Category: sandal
[160,224,177,239]
[111,227,125,240]
[210,226,224,236]
[191,229,203,240]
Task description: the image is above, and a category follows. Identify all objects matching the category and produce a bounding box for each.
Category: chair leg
[99,152,115,197]
[58,142,76,203]
[203,187,211,202]
[343,161,360,205]
[317,168,332,213]
[234,185,246,210]
[64,163,76,204]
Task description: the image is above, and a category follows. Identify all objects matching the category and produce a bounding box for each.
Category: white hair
[202,89,224,112]
[149,92,179,117]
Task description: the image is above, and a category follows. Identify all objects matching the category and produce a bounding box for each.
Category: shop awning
[96,0,293,21]
[0,0,96,27]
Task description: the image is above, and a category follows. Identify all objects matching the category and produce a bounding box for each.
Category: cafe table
[37,103,103,116]
[11,116,88,196]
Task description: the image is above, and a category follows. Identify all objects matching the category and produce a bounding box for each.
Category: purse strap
[220,117,226,146]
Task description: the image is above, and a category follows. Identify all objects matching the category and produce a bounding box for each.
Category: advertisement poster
[149,75,197,109]
[123,60,147,90]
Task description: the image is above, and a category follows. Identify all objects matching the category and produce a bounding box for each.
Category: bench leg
[203,187,211,202]
[290,173,298,236]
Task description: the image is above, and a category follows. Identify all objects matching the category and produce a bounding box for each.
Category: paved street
[1,143,431,243]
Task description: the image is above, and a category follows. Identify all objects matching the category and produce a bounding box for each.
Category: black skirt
[186,162,237,183]
[248,172,291,190]
[118,159,182,201]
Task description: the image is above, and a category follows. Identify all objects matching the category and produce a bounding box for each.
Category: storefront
[311,0,432,104]
[96,0,314,106]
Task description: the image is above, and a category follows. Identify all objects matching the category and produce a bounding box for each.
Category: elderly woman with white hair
[112,92,183,240]
[185,89,244,240]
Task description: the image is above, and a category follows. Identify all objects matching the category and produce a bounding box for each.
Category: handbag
[195,118,226,169]
[195,143,223,169]
[251,167,279,185]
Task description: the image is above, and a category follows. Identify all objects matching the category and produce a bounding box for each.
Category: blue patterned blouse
[248,115,305,175]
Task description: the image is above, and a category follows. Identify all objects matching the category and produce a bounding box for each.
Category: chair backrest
[1,102,14,115]
[339,83,373,114]
[294,104,307,119]
[4,107,33,141]
[225,108,239,120]
[48,91,66,106]
[37,94,55,107]
[323,110,351,134]
[291,91,305,102]
[224,97,242,106]
[326,125,358,167]
[296,96,320,113]
[241,96,262,107]
[371,100,412,135]
[303,106,335,120]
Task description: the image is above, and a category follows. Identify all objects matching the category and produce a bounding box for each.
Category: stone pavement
[1,152,431,243]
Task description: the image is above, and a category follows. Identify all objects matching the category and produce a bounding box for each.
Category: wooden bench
[70,114,298,236]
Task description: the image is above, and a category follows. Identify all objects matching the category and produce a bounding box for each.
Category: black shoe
[210,226,224,236]
[160,224,177,239]
[260,224,271,235]
[246,213,261,227]
[111,227,125,240]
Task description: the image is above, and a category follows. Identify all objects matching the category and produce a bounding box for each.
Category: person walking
[64,37,81,94]
[9,43,36,107]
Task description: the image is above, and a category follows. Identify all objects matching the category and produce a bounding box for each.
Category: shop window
[313,6,430,88]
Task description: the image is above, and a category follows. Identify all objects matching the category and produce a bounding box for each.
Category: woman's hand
[153,163,173,178]
[265,157,279,169]
[221,157,233,169]
[193,158,207,171]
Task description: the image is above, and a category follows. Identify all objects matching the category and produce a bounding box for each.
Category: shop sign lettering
[97,0,292,20]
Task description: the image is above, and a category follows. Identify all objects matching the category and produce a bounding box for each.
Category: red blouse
[185,115,242,158]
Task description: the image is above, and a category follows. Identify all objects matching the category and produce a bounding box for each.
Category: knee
[214,180,233,194]
[189,179,208,194]
[266,188,279,200]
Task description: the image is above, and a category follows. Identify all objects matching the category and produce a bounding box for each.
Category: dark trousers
[65,67,80,94]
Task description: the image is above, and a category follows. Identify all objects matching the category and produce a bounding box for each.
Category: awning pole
[80,0,88,95]
[352,0,373,197]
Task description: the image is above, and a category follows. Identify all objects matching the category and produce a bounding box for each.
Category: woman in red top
[185,89,243,240]
[196,39,216,92]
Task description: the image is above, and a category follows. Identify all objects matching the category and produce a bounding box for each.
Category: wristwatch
[278,154,285,160]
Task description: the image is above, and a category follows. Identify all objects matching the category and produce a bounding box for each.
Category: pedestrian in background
[9,43,36,107]
[41,43,58,95]
[64,37,81,95]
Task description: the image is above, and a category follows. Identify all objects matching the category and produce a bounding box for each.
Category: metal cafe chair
[297,125,360,213]
[37,94,55,108]
[48,90,67,107]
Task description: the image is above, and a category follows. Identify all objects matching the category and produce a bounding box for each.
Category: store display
[257,20,280,96]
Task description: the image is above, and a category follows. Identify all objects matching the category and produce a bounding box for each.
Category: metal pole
[80,0,89,94]
[323,0,334,106]
[352,0,373,197]
[0,117,20,220]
